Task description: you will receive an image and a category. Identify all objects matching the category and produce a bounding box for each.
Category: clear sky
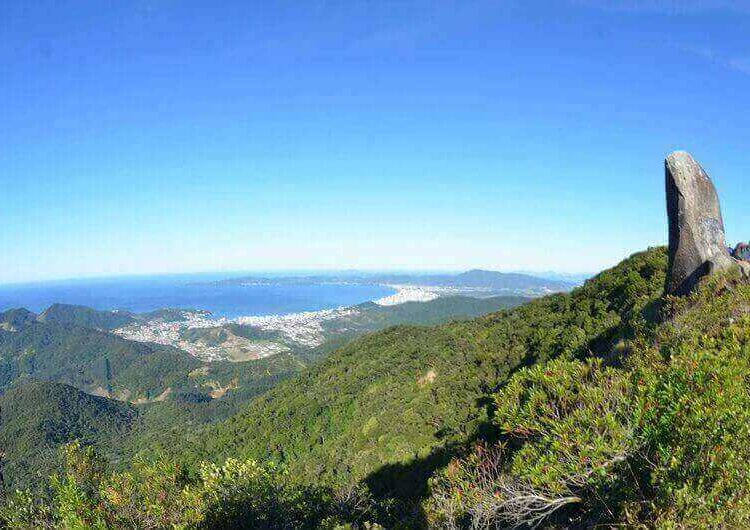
[2,1,750,284]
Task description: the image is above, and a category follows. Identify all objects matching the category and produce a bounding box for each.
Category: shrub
[0,444,383,529]
[426,272,750,528]
[425,358,638,528]
[199,458,328,529]
[637,314,750,527]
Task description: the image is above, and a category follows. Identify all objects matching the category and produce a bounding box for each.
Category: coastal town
[373,285,440,305]
[113,285,449,361]
[112,282,554,362]
[114,304,362,361]
[113,310,252,361]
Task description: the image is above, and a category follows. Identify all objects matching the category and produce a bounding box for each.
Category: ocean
[0,273,396,319]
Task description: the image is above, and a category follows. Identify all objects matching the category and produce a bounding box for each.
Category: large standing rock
[665,151,735,296]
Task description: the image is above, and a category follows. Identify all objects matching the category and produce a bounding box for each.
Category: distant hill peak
[0,308,38,332]
[457,269,541,279]
[38,303,136,330]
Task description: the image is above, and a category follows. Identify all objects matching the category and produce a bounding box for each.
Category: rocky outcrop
[665,151,736,296]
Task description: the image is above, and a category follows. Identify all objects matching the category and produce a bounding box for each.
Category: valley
[113,292,534,362]
[0,289,531,490]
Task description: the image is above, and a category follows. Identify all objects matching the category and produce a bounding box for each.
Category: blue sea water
[0,273,396,319]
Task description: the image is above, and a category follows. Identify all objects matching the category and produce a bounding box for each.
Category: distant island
[201,268,578,298]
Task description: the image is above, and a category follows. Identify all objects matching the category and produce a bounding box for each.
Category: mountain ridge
[168,247,667,498]
[203,269,576,294]
[8,244,750,527]
[0,379,139,489]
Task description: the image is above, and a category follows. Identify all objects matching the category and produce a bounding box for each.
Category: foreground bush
[425,272,750,528]
[0,443,378,529]
[425,358,638,528]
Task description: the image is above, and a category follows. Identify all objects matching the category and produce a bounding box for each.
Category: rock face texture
[665,151,735,296]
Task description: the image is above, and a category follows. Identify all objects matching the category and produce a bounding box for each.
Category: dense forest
[0,295,525,492]
[5,247,750,526]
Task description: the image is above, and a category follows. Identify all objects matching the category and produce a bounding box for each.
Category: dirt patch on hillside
[418,369,437,386]
[132,387,172,404]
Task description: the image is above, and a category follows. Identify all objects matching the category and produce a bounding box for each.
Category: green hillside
[420,256,750,527]
[11,246,750,527]
[179,248,666,497]
[0,380,138,490]
[38,304,136,330]
[0,318,303,407]
[318,295,529,346]
[0,320,200,399]
[0,309,37,332]
[0,247,673,528]
[0,350,303,489]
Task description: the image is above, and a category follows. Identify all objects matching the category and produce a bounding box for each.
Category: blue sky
[2,0,750,283]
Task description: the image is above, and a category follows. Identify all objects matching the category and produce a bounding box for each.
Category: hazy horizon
[0,265,593,289]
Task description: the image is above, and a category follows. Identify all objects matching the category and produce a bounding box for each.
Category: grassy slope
[178,248,666,496]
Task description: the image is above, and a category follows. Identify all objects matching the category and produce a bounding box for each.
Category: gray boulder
[665,151,735,296]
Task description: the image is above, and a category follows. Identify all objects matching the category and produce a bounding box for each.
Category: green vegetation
[423,260,750,527]
[38,304,137,330]
[0,317,302,403]
[178,295,529,363]
[0,310,37,332]
[0,317,304,487]
[0,443,373,529]
[319,295,528,346]
[0,295,524,492]
[11,247,750,527]
[0,355,304,489]
[0,320,200,398]
[178,248,664,499]
[0,381,137,491]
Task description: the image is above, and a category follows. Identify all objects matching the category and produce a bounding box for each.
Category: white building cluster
[235,306,359,347]
[114,306,361,361]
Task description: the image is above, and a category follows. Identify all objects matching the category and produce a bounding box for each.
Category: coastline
[114,283,442,361]
[373,285,441,305]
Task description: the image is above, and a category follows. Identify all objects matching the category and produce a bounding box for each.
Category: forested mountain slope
[0,309,37,332]
[37,303,137,330]
[182,248,667,497]
[0,320,201,399]
[10,246,750,527]
[320,295,529,345]
[423,255,750,527]
[0,316,302,405]
[0,380,137,490]
[0,296,532,492]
